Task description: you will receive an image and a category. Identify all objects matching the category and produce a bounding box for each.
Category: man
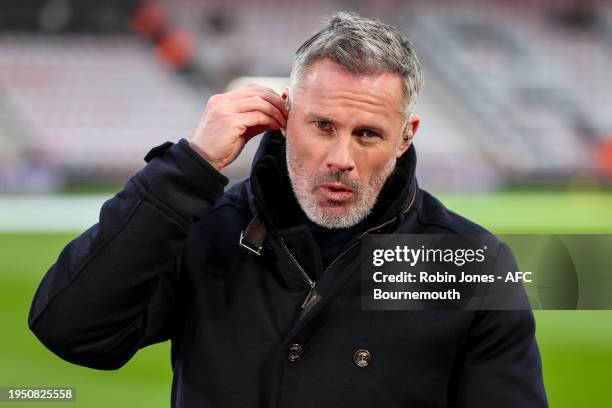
[29,12,548,407]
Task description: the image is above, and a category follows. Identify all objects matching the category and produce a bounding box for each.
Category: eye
[314,120,332,132]
[357,129,380,139]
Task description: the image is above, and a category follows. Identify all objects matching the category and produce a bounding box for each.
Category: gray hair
[289,11,424,116]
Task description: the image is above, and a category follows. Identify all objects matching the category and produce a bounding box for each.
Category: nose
[326,134,355,173]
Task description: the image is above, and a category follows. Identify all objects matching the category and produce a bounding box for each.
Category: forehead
[294,58,405,121]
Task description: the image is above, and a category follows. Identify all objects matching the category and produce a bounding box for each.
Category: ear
[396,114,420,158]
[281,87,291,111]
[280,87,291,137]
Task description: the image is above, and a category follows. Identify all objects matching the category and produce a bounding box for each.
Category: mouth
[318,182,355,202]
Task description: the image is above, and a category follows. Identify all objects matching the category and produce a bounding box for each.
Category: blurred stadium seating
[0,0,611,191]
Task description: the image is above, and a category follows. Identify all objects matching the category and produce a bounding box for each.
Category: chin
[319,200,354,213]
[308,204,363,229]
[301,195,371,229]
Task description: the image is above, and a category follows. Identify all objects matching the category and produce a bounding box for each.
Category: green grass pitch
[1,191,611,407]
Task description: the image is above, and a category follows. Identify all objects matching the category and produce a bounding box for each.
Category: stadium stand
[0,0,610,191]
[0,34,209,184]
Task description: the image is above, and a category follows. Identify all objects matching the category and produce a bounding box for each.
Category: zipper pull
[301,286,321,312]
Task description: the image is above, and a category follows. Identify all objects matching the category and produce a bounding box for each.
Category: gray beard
[285,136,396,229]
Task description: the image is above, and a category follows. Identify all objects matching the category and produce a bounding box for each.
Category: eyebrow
[306,113,335,123]
[306,113,387,136]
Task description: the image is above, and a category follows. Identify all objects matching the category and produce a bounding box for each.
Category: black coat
[29,130,548,407]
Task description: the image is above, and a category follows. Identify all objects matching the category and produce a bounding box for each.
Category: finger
[243,124,276,141]
[229,84,288,117]
[255,87,289,117]
[232,96,286,128]
[238,111,282,134]
[240,112,282,141]
[260,87,290,117]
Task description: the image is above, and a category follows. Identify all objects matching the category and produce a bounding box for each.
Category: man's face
[283,58,419,229]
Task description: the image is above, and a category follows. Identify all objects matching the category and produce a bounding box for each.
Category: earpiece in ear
[403,126,413,143]
[281,87,291,137]
[284,86,292,112]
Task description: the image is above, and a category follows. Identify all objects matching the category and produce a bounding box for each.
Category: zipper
[279,238,316,309]
[279,185,417,311]
[320,185,418,276]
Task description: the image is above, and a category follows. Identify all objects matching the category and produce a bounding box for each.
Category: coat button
[287,343,304,362]
[354,349,371,367]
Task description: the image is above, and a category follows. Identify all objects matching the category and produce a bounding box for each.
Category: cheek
[359,152,395,183]
[353,149,382,174]
[289,129,325,169]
